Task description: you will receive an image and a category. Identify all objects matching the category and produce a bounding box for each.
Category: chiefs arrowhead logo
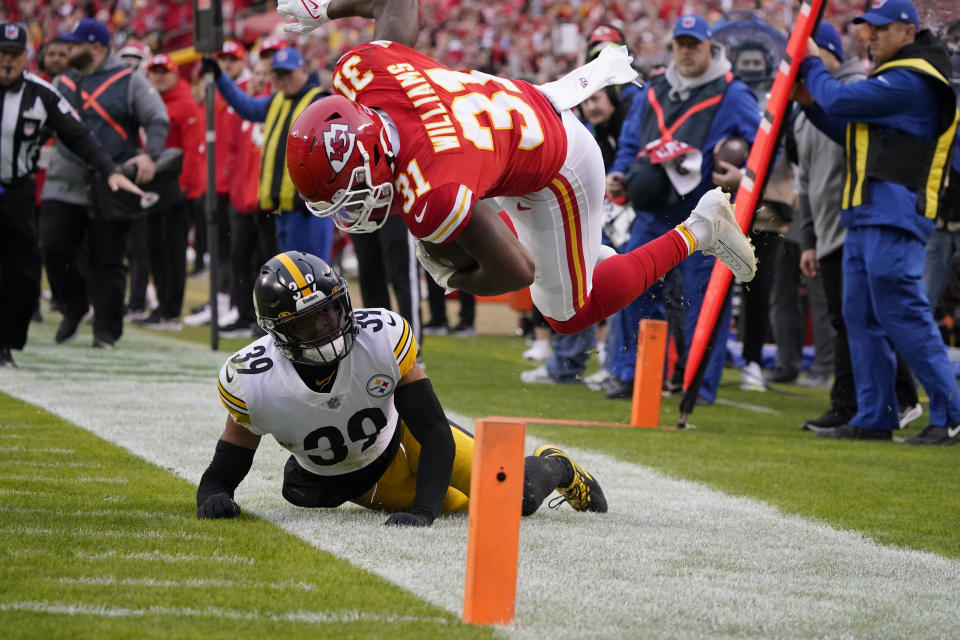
[323,123,356,175]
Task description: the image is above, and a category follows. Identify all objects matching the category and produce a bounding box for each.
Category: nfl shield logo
[326,397,341,409]
[681,15,696,28]
[22,121,36,137]
[4,25,19,40]
[871,0,886,7]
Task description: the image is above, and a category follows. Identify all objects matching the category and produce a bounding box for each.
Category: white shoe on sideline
[520,365,557,384]
[898,403,923,430]
[584,368,611,391]
[682,187,756,282]
[523,339,552,361]
[740,361,767,392]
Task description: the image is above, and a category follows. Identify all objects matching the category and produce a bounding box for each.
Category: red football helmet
[287,95,395,233]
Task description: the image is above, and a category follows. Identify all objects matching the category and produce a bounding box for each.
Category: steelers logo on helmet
[287,95,396,233]
[253,251,358,366]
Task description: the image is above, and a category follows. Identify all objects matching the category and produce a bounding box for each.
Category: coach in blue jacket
[797,0,960,444]
[603,15,760,403]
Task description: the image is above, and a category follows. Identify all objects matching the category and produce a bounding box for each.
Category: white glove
[415,240,457,289]
[277,0,331,34]
[537,44,638,111]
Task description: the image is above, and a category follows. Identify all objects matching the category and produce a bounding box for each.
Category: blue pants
[844,226,960,429]
[545,326,596,382]
[274,209,334,262]
[606,210,730,403]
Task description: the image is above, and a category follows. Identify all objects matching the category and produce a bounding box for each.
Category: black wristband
[196,440,256,508]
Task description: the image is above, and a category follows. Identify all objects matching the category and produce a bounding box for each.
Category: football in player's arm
[196,251,607,525]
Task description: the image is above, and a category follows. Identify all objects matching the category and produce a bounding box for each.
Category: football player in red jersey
[279,0,756,335]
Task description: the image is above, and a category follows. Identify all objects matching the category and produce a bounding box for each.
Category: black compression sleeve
[393,378,455,522]
[196,440,256,508]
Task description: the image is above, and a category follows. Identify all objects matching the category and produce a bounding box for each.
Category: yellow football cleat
[534,445,607,513]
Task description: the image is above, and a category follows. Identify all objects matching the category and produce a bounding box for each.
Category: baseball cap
[814,23,844,61]
[673,14,712,42]
[0,22,27,51]
[118,39,150,60]
[272,48,304,72]
[147,53,177,72]
[62,18,111,47]
[852,0,919,27]
[260,36,288,55]
[586,24,625,62]
[215,40,247,59]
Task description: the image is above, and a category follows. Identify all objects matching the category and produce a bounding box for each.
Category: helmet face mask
[254,252,358,366]
[288,96,396,234]
[302,142,394,233]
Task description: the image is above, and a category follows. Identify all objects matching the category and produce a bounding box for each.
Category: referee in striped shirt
[0,22,141,368]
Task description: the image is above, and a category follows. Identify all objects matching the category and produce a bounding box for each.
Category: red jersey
[331,41,567,243]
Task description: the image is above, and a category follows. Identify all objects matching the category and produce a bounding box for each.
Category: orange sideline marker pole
[630,319,668,427]
[462,418,525,626]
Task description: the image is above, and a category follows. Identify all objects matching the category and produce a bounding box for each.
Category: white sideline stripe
[57,576,320,591]
[0,474,127,484]
[0,506,187,520]
[2,323,960,638]
[75,551,254,565]
[0,489,54,496]
[712,397,779,414]
[0,601,448,625]
[0,526,218,542]
[0,460,102,468]
[0,445,75,454]
[4,549,254,565]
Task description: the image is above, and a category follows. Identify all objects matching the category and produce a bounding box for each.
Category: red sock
[547,229,689,334]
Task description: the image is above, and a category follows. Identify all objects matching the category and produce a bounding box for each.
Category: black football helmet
[253,251,357,366]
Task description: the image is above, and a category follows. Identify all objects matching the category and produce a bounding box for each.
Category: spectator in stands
[0,21,142,367]
[423,280,475,337]
[795,22,921,431]
[40,18,169,349]
[796,0,959,443]
[202,48,334,263]
[135,53,206,331]
[604,15,761,402]
[117,38,150,71]
[221,56,278,338]
[37,36,69,79]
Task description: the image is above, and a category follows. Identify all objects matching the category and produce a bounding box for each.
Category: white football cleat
[682,187,756,282]
[277,0,331,34]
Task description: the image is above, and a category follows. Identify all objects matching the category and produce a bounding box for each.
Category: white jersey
[217,308,418,476]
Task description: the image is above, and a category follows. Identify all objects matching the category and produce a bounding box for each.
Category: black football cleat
[534,445,607,513]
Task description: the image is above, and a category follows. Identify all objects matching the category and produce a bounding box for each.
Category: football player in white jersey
[197,251,607,525]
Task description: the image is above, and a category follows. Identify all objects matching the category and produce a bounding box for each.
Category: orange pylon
[630,319,668,427]
[462,418,525,626]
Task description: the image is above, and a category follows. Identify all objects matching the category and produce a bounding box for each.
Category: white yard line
[2,326,960,638]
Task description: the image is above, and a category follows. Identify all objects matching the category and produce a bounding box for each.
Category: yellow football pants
[354,421,474,512]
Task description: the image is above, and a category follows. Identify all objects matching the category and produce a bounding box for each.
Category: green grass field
[2,314,959,638]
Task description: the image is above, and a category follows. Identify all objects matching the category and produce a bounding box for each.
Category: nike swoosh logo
[225,369,235,383]
[414,203,427,223]
[517,204,531,211]
[948,425,960,439]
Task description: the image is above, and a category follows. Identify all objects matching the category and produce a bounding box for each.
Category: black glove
[201,55,222,80]
[383,511,433,527]
[197,492,241,519]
